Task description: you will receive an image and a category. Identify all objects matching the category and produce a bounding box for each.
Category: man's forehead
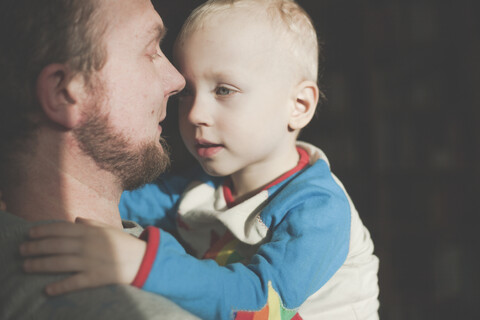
[100,0,164,39]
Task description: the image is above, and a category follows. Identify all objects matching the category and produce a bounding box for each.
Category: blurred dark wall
[153,1,479,319]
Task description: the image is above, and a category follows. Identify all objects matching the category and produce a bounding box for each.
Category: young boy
[21,0,379,319]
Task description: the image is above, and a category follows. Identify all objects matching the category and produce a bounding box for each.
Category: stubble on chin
[73,105,171,191]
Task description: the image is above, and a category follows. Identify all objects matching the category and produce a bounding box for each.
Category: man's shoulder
[26,285,198,320]
[0,210,46,246]
[0,211,198,320]
[0,209,30,227]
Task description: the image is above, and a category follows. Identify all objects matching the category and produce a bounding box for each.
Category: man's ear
[36,64,85,129]
[288,80,319,131]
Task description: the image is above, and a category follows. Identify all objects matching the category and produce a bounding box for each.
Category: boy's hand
[20,217,146,296]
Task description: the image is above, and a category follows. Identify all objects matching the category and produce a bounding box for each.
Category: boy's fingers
[23,255,85,273]
[20,238,82,256]
[45,273,93,296]
[29,222,85,238]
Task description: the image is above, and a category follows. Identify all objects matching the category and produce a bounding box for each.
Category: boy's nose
[187,97,213,127]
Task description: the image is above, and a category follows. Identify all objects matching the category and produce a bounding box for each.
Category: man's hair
[0,0,108,185]
[176,0,322,84]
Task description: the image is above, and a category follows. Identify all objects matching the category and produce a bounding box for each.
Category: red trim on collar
[131,226,160,288]
[223,180,236,208]
[223,147,310,208]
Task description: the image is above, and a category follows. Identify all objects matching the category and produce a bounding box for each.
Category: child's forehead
[175,0,319,83]
[199,7,283,42]
[178,20,296,84]
[192,13,284,57]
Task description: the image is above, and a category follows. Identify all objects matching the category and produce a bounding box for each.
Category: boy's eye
[215,86,234,96]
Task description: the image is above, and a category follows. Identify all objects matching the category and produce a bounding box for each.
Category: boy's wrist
[131,226,161,288]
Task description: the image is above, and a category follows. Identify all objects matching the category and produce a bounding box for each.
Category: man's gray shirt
[0,211,199,320]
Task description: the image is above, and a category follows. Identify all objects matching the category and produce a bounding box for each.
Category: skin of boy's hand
[19,217,147,296]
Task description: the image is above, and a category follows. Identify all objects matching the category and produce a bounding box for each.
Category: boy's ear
[288,80,319,131]
[36,64,86,129]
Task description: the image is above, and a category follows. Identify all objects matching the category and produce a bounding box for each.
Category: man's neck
[4,129,123,229]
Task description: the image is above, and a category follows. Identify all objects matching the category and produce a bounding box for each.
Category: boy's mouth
[195,140,224,158]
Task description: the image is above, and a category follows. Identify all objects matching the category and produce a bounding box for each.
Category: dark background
[153,0,479,318]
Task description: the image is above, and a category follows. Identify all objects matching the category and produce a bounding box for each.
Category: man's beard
[73,111,170,191]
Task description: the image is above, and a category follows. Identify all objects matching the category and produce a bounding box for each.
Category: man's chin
[74,112,171,191]
[121,140,171,190]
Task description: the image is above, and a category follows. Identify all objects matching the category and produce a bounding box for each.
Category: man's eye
[215,86,234,96]
[150,51,161,60]
[149,45,163,60]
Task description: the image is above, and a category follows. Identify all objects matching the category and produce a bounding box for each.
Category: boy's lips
[195,140,224,158]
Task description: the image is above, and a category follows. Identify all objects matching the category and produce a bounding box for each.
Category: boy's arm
[133,193,351,320]
[21,193,351,320]
[119,169,200,231]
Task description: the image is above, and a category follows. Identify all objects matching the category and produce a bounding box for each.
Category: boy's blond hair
[176,0,321,84]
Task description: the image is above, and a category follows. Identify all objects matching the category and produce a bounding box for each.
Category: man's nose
[164,59,186,97]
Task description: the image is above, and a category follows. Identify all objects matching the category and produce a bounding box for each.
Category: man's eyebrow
[152,24,167,45]
[143,24,167,49]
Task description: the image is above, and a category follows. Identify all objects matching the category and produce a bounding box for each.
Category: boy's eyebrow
[211,70,245,81]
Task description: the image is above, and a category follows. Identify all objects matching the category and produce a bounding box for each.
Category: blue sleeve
[141,192,351,320]
[119,168,200,231]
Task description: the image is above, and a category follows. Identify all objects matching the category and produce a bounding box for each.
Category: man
[0,0,197,318]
